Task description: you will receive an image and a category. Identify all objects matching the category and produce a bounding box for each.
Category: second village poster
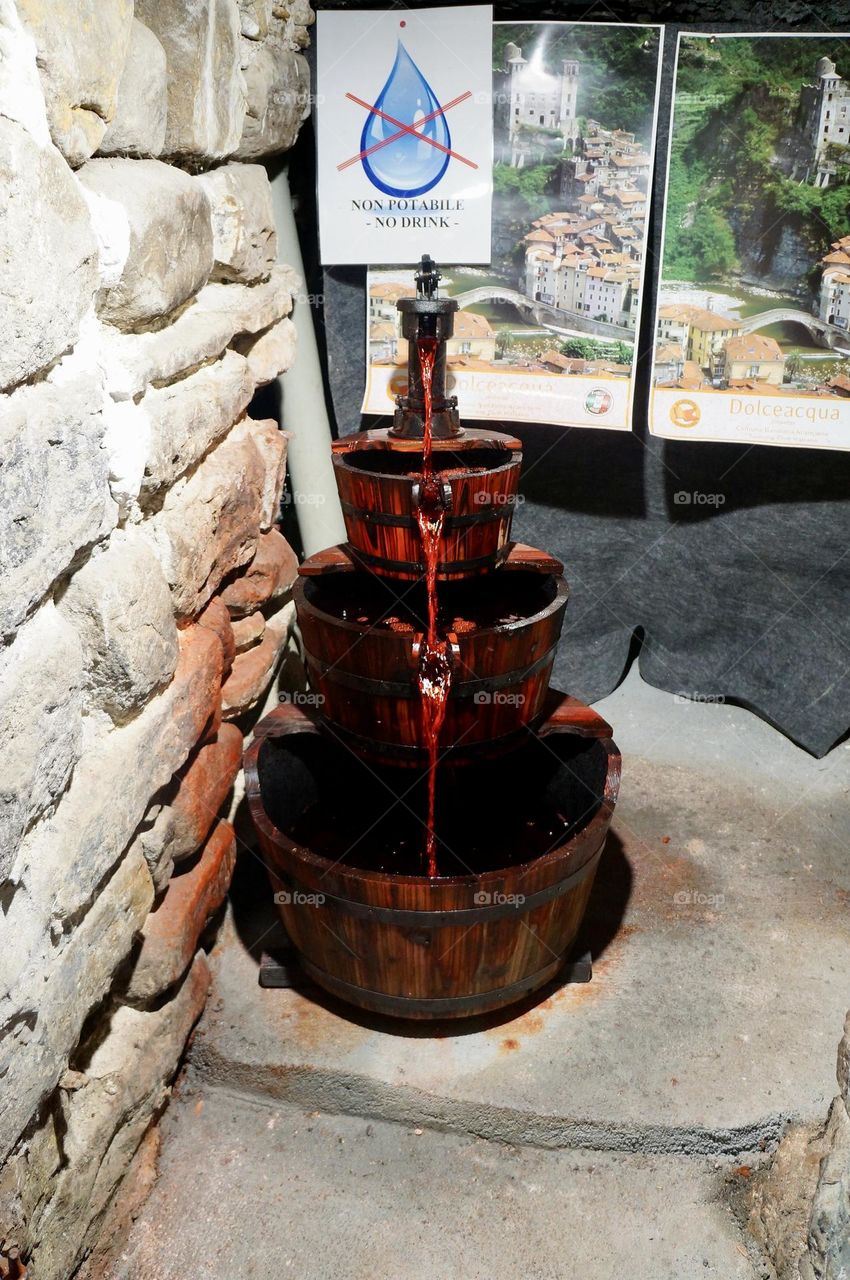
[651,32,850,450]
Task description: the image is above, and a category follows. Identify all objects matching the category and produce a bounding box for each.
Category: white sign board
[315,6,493,265]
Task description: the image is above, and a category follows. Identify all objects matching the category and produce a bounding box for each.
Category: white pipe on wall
[269,166,346,557]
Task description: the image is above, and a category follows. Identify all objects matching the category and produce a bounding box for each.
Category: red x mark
[338,90,477,172]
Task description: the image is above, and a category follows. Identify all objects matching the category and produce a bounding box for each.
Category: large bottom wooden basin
[244,692,620,1021]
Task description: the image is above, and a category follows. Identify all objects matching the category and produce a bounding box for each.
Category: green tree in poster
[666,37,850,285]
[785,352,804,381]
[686,206,738,278]
[559,337,598,358]
[493,162,559,269]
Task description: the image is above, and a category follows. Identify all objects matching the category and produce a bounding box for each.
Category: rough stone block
[806,1099,850,1280]
[102,397,148,523]
[0,1,51,145]
[20,954,210,1280]
[264,596,297,647]
[59,531,178,723]
[152,429,265,619]
[195,162,277,283]
[238,0,273,41]
[97,19,168,159]
[747,1120,829,1280]
[99,266,296,401]
[73,1125,160,1280]
[197,597,237,675]
[7,624,223,949]
[202,699,225,745]
[169,724,243,863]
[15,0,134,166]
[231,416,289,530]
[219,529,298,616]
[167,626,226,767]
[78,158,214,331]
[284,0,316,40]
[838,1011,850,1110]
[236,34,309,160]
[232,610,265,653]
[220,635,278,719]
[0,847,154,1166]
[0,371,116,638]
[135,0,246,162]
[221,601,293,718]
[0,604,83,877]
[234,315,297,387]
[125,824,236,1001]
[130,800,178,895]
[0,118,98,390]
[138,349,255,496]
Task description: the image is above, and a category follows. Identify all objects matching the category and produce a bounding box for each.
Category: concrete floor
[104,1088,758,1280]
[107,667,850,1278]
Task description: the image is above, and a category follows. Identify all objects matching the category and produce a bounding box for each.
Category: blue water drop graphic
[361,42,451,198]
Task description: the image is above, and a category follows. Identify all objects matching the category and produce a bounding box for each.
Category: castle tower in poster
[499,42,581,165]
[800,56,850,187]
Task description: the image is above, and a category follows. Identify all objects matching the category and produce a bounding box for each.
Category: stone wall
[0,2,311,1274]
[748,1017,850,1278]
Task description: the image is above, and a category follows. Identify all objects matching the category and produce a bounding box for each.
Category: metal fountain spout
[415,253,441,299]
[390,253,462,441]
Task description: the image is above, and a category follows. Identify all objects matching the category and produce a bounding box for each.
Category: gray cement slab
[104,1086,760,1280]
[193,670,850,1155]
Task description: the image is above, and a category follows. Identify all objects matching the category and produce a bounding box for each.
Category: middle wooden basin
[293,543,569,766]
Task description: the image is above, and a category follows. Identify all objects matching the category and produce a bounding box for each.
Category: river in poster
[651,32,850,450]
[362,21,664,431]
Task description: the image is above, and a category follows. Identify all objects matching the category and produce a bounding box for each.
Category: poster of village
[362,22,663,430]
[651,32,850,450]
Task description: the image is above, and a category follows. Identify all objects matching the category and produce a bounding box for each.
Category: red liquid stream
[415,337,451,878]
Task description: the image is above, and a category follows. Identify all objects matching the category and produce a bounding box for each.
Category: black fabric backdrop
[285,6,850,756]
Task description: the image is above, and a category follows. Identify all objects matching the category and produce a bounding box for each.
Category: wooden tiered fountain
[245,256,620,1021]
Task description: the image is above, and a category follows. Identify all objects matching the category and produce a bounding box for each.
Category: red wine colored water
[415,336,450,878]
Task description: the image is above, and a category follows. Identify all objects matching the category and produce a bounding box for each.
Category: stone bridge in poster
[451,286,630,341]
[740,307,850,351]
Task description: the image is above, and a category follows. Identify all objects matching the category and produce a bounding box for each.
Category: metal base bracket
[259,948,593,992]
